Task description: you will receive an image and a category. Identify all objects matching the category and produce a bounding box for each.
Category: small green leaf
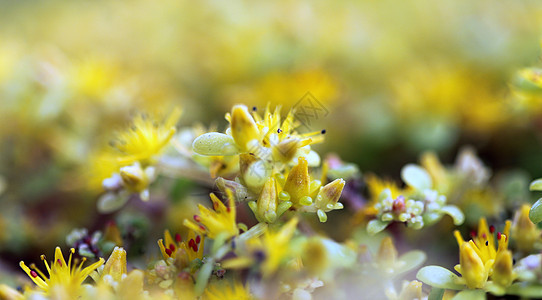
[192,132,239,156]
[530,179,542,191]
[484,282,505,296]
[194,258,214,296]
[423,212,442,225]
[428,288,445,300]
[367,219,389,236]
[97,193,129,213]
[451,289,485,300]
[507,282,542,298]
[396,250,426,274]
[441,205,465,225]
[416,266,464,290]
[401,164,432,191]
[529,198,542,224]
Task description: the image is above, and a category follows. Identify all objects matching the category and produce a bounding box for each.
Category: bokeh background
[2,0,542,290]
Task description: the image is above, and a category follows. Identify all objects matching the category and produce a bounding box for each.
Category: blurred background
[2,0,542,288]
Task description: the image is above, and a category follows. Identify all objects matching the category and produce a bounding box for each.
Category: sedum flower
[385,280,424,300]
[222,218,299,278]
[203,279,253,300]
[111,109,182,167]
[367,164,463,235]
[453,218,513,289]
[20,247,104,297]
[417,218,517,297]
[183,190,239,240]
[192,104,323,168]
[0,284,23,300]
[157,229,204,268]
[511,204,541,253]
[91,109,181,212]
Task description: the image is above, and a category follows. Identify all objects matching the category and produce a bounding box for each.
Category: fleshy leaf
[192,132,239,156]
[97,193,129,213]
[529,198,542,224]
[401,164,432,191]
[451,289,485,300]
[441,205,465,225]
[428,288,445,300]
[530,179,542,191]
[507,282,542,298]
[367,219,390,235]
[396,250,426,274]
[416,266,464,290]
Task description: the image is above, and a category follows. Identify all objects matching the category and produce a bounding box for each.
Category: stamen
[165,248,172,257]
[199,225,206,231]
[175,233,182,243]
[489,225,495,233]
[470,231,477,238]
[30,270,38,278]
[57,259,62,266]
[497,232,502,240]
[482,233,487,239]
[196,235,201,244]
[169,244,175,251]
[193,215,201,222]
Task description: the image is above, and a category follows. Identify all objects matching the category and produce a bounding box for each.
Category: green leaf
[530,179,542,191]
[396,250,426,274]
[507,282,542,298]
[452,289,485,300]
[401,164,432,191]
[484,282,505,296]
[194,258,215,296]
[192,132,239,156]
[423,212,442,225]
[367,219,389,236]
[529,198,542,224]
[416,266,465,290]
[441,205,465,225]
[428,288,445,300]
[97,193,129,213]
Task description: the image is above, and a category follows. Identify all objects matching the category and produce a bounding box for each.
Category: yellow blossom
[453,218,513,288]
[193,104,324,166]
[222,218,299,278]
[20,247,104,297]
[511,204,541,253]
[112,109,182,167]
[203,279,253,300]
[157,229,204,265]
[183,190,239,240]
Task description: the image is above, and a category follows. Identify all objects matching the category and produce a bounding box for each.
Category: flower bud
[231,105,260,151]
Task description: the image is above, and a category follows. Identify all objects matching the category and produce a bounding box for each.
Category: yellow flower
[511,204,541,253]
[20,247,104,296]
[88,109,181,191]
[453,218,513,288]
[222,218,298,278]
[203,279,253,300]
[183,190,239,240]
[100,246,127,283]
[112,108,182,167]
[0,284,23,300]
[193,104,324,166]
[157,229,204,265]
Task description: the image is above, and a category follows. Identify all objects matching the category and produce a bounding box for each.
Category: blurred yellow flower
[183,190,239,240]
[20,247,104,297]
